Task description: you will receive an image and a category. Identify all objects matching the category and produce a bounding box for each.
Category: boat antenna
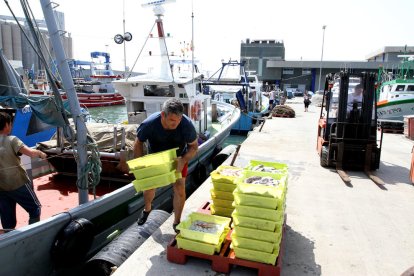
[191,0,194,90]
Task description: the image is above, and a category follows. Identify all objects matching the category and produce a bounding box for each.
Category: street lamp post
[318,25,326,91]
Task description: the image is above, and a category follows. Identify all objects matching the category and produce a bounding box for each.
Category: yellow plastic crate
[212,181,236,192]
[232,210,280,232]
[210,165,243,184]
[233,187,284,210]
[176,232,226,255]
[233,203,284,222]
[126,148,178,170]
[231,232,277,254]
[130,160,175,180]
[234,225,282,243]
[231,244,279,265]
[210,204,234,218]
[210,189,234,201]
[176,212,231,245]
[133,171,181,192]
[236,170,287,198]
[212,198,234,209]
[245,160,288,175]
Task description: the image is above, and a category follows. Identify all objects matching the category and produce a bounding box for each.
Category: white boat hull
[377,99,414,121]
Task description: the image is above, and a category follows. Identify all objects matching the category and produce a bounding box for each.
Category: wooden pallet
[381,128,403,134]
[167,228,284,276]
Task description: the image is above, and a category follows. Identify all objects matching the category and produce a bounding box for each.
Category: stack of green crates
[209,165,243,217]
[230,160,288,265]
[126,148,182,192]
[175,212,231,255]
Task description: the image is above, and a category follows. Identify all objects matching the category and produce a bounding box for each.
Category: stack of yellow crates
[175,212,231,255]
[209,165,243,217]
[126,148,182,192]
[231,160,288,265]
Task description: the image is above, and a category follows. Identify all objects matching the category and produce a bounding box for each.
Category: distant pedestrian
[0,112,47,231]
[304,94,311,112]
[268,88,276,111]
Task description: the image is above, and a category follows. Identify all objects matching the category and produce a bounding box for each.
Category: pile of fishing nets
[271,105,295,118]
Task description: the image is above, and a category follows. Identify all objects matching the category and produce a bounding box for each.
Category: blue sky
[2,0,414,73]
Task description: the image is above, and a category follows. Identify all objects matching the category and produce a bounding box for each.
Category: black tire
[320,146,329,167]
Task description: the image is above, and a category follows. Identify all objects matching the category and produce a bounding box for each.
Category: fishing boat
[204,60,269,134]
[376,55,414,122]
[0,1,240,275]
[29,51,126,108]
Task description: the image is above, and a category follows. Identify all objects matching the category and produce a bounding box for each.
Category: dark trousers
[0,183,41,229]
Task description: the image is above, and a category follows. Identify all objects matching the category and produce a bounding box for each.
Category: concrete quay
[113,99,414,276]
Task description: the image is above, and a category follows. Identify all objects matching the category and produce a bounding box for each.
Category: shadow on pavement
[282,224,321,276]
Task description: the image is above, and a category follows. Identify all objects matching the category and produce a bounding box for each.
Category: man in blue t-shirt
[134,98,198,233]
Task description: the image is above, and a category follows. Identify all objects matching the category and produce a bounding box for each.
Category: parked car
[294,90,304,97]
[286,90,295,99]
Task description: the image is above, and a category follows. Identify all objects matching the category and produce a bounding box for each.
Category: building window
[282,68,294,75]
[144,84,175,97]
[302,69,311,75]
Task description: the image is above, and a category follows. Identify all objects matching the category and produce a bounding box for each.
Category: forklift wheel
[320,146,329,167]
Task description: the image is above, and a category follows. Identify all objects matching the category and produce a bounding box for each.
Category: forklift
[316,71,384,185]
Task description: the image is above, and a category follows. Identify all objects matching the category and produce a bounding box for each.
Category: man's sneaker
[137,210,151,225]
[173,222,180,234]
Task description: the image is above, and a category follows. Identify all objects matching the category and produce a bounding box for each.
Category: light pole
[318,25,326,91]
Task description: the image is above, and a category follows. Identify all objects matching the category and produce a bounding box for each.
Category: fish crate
[236,170,287,198]
[212,198,234,209]
[245,160,288,175]
[132,171,181,192]
[210,165,244,184]
[130,160,175,180]
[231,232,278,254]
[233,203,284,222]
[167,224,286,276]
[210,204,234,218]
[176,231,227,255]
[210,189,234,201]
[233,187,284,210]
[233,225,282,244]
[212,181,237,193]
[126,147,178,170]
[176,212,231,245]
[232,210,281,232]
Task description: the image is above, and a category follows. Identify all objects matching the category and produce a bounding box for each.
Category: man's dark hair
[162,98,184,116]
[0,112,12,131]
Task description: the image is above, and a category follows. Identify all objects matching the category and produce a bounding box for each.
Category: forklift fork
[336,142,351,184]
[364,144,385,185]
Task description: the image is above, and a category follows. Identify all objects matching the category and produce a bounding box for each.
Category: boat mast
[40,0,90,204]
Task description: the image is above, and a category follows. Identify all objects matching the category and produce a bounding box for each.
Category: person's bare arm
[133,138,145,158]
[19,146,47,159]
[176,138,198,172]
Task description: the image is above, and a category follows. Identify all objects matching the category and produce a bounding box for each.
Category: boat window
[407,85,414,92]
[396,85,405,91]
[144,84,175,97]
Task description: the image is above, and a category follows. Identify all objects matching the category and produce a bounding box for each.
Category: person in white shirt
[347,84,363,112]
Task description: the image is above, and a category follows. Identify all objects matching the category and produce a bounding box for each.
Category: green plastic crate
[176,212,231,245]
[210,165,243,184]
[176,232,226,255]
[231,232,277,254]
[245,160,288,175]
[234,225,282,243]
[210,189,234,201]
[231,244,279,265]
[127,148,178,170]
[212,181,236,192]
[232,210,280,232]
[236,170,287,198]
[210,204,234,218]
[233,187,284,210]
[132,171,181,192]
[130,160,175,180]
[233,203,284,222]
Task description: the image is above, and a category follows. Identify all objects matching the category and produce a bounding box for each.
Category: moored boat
[376,55,414,122]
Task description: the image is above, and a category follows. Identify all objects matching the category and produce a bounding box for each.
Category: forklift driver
[347,84,364,121]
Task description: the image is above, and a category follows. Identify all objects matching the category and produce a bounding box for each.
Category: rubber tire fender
[51,218,94,267]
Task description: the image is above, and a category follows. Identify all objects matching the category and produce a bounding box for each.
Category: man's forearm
[133,139,144,158]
